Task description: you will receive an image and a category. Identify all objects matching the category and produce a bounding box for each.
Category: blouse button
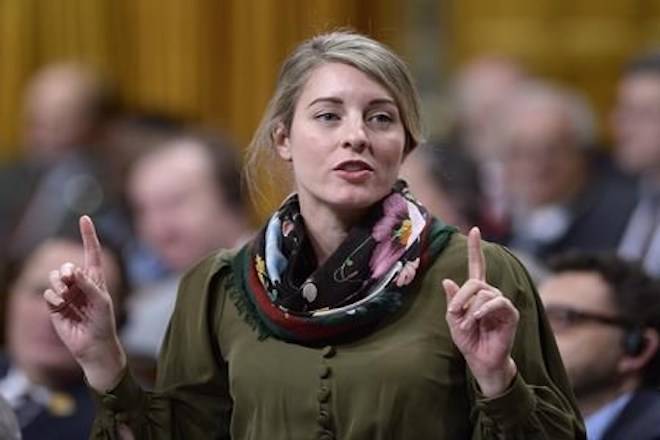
[321,346,336,358]
[317,409,330,427]
[317,386,331,403]
[318,365,331,379]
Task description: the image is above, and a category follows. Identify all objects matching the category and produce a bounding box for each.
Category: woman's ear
[274,123,292,161]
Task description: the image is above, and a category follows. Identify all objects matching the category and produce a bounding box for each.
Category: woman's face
[276,62,406,216]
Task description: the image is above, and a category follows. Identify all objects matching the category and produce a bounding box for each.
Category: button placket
[317,346,335,438]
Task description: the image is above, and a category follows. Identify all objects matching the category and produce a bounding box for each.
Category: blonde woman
[45,31,585,439]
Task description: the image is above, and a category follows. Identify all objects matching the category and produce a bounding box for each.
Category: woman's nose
[341,119,369,151]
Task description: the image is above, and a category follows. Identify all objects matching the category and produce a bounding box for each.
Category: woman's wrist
[471,357,517,398]
[80,338,127,393]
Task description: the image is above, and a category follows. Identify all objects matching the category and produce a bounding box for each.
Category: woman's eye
[316,112,339,122]
[368,113,393,126]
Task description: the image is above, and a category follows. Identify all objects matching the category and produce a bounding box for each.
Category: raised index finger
[79,215,103,271]
[468,226,486,281]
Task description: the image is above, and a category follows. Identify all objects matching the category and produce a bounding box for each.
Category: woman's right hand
[44,215,127,392]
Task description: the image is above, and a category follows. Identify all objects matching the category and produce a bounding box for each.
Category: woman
[45,31,585,439]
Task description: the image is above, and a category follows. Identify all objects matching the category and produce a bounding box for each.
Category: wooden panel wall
[0,0,405,160]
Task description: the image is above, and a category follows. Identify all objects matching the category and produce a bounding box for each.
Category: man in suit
[0,230,126,440]
[539,252,660,440]
[612,50,660,277]
[501,80,637,262]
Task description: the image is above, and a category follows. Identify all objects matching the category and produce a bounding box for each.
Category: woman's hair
[245,30,423,204]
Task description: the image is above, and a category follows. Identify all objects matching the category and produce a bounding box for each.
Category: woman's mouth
[333,160,374,182]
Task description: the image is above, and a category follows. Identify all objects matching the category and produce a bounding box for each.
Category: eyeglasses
[544,305,634,333]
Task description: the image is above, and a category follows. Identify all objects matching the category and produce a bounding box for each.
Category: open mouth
[334,160,374,172]
[333,160,374,183]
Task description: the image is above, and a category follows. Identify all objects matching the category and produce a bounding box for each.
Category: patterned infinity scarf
[231,180,457,344]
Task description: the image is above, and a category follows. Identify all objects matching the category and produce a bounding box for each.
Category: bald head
[23,63,112,161]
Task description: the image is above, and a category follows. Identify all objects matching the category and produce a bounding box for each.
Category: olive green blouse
[92,234,586,439]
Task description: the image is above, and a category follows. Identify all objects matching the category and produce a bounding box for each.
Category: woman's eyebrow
[368,98,396,106]
[307,97,343,108]
[307,97,396,108]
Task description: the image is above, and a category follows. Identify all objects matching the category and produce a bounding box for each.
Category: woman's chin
[328,190,389,212]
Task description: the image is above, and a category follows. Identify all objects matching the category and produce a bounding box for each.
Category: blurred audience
[613,50,660,277]
[0,62,128,296]
[101,112,186,287]
[100,112,184,201]
[502,80,636,261]
[540,252,660,440]
[120,132,252,370]
[451,56,528,240]
[0,232,126,440]
[399,141,481,233]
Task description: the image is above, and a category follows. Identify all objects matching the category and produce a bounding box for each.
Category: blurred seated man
[401,141,551,283]
[613,50,660,277]
[120,132,252,368]
[0,62,126,298]
[100,112,186,288]
[540,252,660,440]
[451,56,528,240]
[0,231,126,440]
[502,81,636,261]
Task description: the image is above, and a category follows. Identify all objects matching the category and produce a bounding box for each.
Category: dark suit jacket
[507,166,638,262]
[541,170,638,258]
[603,389,660,440]
[0,358,95,440]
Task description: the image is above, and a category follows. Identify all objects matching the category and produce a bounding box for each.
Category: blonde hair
[245,30,424,204]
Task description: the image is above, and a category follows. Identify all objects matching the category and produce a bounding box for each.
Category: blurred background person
[613,50,660,278]
[100,112,186,288]
[0,230,126,440]
[399,140,482,234]
[540,252,660,440]
[0,62,128,298]
[502,80,636,263]
[450,56,528,241]
[120,132,252,379]
[400,139,552,283]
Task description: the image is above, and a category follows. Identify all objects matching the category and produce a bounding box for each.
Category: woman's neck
[298,195,365,265]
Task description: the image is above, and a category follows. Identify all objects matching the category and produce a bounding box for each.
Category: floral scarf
[231,180,457,344]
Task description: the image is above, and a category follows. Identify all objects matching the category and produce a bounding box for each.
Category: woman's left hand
[442,227,519,397]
